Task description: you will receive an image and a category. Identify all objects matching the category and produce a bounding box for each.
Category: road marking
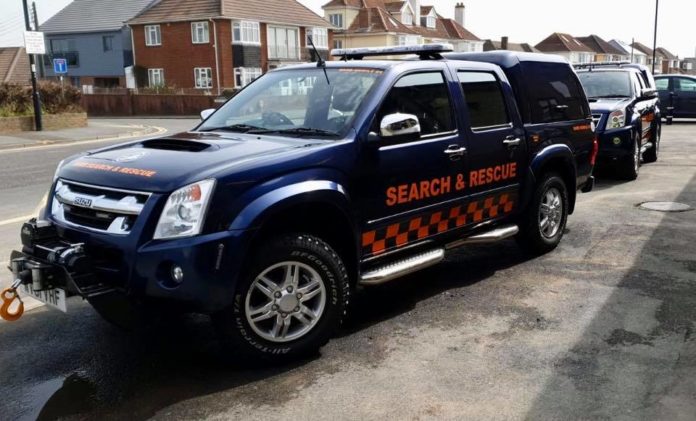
[0,125,167,154]
[0,194,48,226]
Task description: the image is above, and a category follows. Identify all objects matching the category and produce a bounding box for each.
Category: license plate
[21,284,67,312]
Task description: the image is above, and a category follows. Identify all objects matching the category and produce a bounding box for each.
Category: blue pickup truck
[9,45,596,361]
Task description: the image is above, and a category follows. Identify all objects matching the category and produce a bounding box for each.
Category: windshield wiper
[589,95,630,99]
[250,127,339,137]
[199,123,267,133]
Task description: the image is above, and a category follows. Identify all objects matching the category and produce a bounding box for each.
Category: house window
[268,26,299,59]
[50,39,76,53]
[398,35,420,46]
[233,21,260,44]
[191,21,209,44]
[194,67,213,89]
[329,13,343,28]
[426,16,436,28]
[148,68,164,87]
[333,39,343,50]
[145,25,161,46]
[102,36,113,52]
[402,12,412,25]
[306,28,328,49]
[234,67,262,88]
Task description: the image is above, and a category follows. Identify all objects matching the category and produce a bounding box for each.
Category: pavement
[0,118,173,151]
[0,123,695,420]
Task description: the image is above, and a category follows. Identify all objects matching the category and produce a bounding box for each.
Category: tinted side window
[458,71,509,129]
[375,72,454,137]
[525,63,588,123]
[655,78,669,91]
[676,78,696,92]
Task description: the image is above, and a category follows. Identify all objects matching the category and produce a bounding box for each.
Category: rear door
[455,68,526,219]
[674,77,696,117]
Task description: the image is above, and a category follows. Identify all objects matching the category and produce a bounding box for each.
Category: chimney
[501,36,508,50]
[454,2,465,27]
[409,0,421,26]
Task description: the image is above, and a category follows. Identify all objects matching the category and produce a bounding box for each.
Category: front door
[357,70,468,258]
[674,77,696,118]
[455,69,526,215]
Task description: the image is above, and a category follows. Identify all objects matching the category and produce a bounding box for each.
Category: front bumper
[596,126,634,162]
[10,219,255,313]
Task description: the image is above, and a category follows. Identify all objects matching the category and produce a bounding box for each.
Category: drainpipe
[211,18,221,95]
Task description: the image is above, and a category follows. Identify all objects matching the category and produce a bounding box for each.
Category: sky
[0,0,694,58]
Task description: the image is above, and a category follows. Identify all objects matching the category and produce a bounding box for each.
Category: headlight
[605,110,626,129]
[153,179,216,240]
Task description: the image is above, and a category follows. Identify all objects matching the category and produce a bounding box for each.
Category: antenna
[308,35,330,85]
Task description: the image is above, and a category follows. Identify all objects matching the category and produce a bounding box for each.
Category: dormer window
[402,12,412,25]
[426,15,436,28]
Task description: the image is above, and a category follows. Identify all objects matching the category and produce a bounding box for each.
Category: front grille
[52,179,150,235]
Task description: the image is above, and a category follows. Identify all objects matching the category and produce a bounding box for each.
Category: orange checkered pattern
[362,192,517,257]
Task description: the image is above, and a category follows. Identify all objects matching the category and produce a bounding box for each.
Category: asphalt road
[1,123,695,420]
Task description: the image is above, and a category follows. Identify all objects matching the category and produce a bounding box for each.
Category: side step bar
[359,249,444,286]
[358,224,519,286]
[446,224,519,249]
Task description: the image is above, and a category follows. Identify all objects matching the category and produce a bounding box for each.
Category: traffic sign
[53,58,68,74]
[23,31,45,55]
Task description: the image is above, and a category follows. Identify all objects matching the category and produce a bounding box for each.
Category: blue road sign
[53,58,67,74]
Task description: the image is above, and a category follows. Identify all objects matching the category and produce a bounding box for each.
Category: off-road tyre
[617,133,641,180]
[213,234,350,363]
[516,172,569,255]
[642,122,660,163]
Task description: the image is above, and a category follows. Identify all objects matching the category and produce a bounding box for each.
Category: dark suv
[576,64,661,179]
[9,46,595,361]
[655,75,696,122]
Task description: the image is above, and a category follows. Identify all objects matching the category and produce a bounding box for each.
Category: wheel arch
[530,144,578,214]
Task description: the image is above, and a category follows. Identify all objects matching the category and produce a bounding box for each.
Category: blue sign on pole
[53,58,67,74]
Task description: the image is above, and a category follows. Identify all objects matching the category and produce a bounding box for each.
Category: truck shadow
[0,241,536,420]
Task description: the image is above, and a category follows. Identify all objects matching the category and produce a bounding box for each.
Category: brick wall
[133,20,225,91]
[0,112,87,133]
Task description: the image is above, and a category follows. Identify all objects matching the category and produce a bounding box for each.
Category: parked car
[8,45,596,362]
[575,64,661,180]
[655,75,696,123]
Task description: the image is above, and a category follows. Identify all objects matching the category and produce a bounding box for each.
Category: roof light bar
[330,43,454,60]
[574,61,632,69]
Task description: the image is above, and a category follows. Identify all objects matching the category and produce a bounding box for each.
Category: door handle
[503,137,522,147]
[444,144,467,160]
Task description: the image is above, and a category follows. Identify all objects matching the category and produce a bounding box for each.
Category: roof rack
[574,61,632,69]
[330,43,454,60]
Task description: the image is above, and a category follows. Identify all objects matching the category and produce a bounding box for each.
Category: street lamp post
[22,0,42,131]
[651,0,659,74]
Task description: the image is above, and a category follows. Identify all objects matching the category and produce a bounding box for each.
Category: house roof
[384,1,407,13]
[41,0,155,33]
[576,35,626,56]
[129,0,330,27]
[631,42,654,56]
[655,47,677,60]
[0,47,30,85]
[484,39,540,53]
[323,0,362,8]
[420,5,434,15]
[345,7,414,34]
[535,32,593,53]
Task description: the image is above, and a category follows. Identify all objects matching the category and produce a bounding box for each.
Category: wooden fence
[81,92,223,117]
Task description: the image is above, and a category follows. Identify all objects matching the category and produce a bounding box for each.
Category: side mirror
[200,108,216,121]
[379,113,421,138]
[640,88,657,99]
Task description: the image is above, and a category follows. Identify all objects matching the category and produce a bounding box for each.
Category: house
[0,47,30,85]
[576,35,628,62]
[127,0,333,92]
[534,33,594,64]
[322,1,483,53]
[631,42,662,73]
[40,0,156,88]
[483,37,539,53]
[681,57,696,75]
[609,39,647,65]
[655,47,680,74]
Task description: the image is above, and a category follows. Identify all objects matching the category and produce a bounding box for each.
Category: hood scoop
[142,138,213,152]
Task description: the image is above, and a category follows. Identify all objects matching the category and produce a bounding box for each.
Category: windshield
[578,71,633,98]
[198,68,383,137]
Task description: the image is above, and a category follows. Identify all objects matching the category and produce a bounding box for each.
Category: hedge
[0,81,83,116]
